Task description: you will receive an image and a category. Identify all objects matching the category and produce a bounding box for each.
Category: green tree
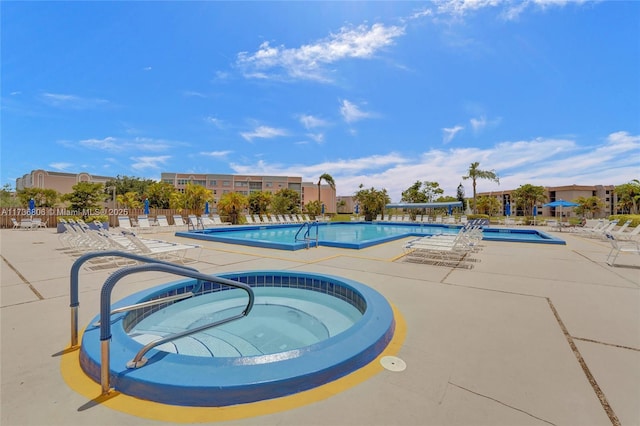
[271,188,301,214]
[353,185,390,221]
[511,184,547,216]
[248,191,273,215]
[104,175,154,201]
[615,179,640,214]
[0,184,20,207]
[147,182,176,209]
[456,183,465,204]
[183,183,213,212]
[476,195,500,216]
[462,162,499,214]
[575,196,606,218]
[304,200,322,218]
[248,191,272,215]
[117,192,143,209]
[317,173,336,205]
[61,182,108,218]
[217,191,247,224]
[16,187,59,208]
[401,181,444,219]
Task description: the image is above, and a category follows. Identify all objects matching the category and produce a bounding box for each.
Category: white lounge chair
[121,231,201,264]
[137,215,154,232]
[117,216,134,230]
[172,215,188,230]
[605,232,640,266]
[617,224,640,241]
[155,215,174,231]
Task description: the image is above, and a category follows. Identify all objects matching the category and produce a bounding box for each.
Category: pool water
[79,271,395,406]
[176,222,565,249]
[129,287,362,357]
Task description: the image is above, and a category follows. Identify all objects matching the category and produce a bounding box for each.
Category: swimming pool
[79,271,395,406]
[176,222,565,250]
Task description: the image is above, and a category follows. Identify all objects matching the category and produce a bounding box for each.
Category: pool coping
[175,221,566,249]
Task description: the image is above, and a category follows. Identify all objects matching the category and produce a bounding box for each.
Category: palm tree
[462,162,499,214]
[317,173,336,208]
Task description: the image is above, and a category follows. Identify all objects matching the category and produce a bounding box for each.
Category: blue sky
[2,0,639,201]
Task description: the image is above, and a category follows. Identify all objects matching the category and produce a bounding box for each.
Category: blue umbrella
[321,204,325,215]
[543,199,578,223]
[447,204,452,216]
[505,202,511,217]
[355,204,359,214]
[28,198,35,216]
[205,201,210,215]
[143,199,150,215]
[533,205,537,216]
[543,199,579,208]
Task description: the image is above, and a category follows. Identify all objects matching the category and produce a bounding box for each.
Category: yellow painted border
[61,305,406,423]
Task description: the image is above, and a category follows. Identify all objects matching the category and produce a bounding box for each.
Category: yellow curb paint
[61,305,406,423]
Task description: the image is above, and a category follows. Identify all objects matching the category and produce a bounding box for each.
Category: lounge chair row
[574,219,640,241]
[244,214,313,225]
[401,220,484,268]
[375,214,467,225]
[58,219,200,266]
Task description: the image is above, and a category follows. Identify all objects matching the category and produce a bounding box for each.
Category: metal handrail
[97,263,254,395]
[294,221,319,249]
[69,251,199,347]
[110,292,194,315]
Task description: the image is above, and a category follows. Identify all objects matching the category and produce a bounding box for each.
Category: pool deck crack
[1,254,44,300]
[546,298,621,426]
[448,382,557,425]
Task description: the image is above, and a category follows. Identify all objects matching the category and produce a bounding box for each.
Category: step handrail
[69,251,199,347]
[97,262,254,395]
[294,221,319,249]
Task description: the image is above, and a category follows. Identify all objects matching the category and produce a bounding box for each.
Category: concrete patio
[1,224,638,425]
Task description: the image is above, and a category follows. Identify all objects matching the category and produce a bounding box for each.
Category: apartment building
[160,172,337,213]
[15,169,115,194]
[477,184,617,218]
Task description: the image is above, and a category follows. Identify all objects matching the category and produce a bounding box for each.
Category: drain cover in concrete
[380,356,406,372]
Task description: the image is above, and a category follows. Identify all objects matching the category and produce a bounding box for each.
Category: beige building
[15,169,115,194]
[478,184,617,218]
[161,172,338,214]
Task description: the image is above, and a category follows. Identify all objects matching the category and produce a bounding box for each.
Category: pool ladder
[295,221,319,249]
[68,251,255,395]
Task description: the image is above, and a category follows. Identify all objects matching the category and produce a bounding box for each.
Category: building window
[209,180,217,186]
[222,180,231,187]
[265,182,273,188]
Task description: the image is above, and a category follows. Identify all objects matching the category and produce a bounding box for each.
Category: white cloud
[205,116,225,128]
[227,131,639,201]
[432,0,590,20]
[236,23,405,82]
[470,116,487,132]
[130,155,171,170]
[78,136,172,152]
[40,92,109,109]
[49,162,73,171]
[443,125,464,143]
[299,114,328,129]
[240,125,288,142]
[340,100,374,123]
[200,150,233,158]
[306,133,325,144]
[79,137,121,151]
